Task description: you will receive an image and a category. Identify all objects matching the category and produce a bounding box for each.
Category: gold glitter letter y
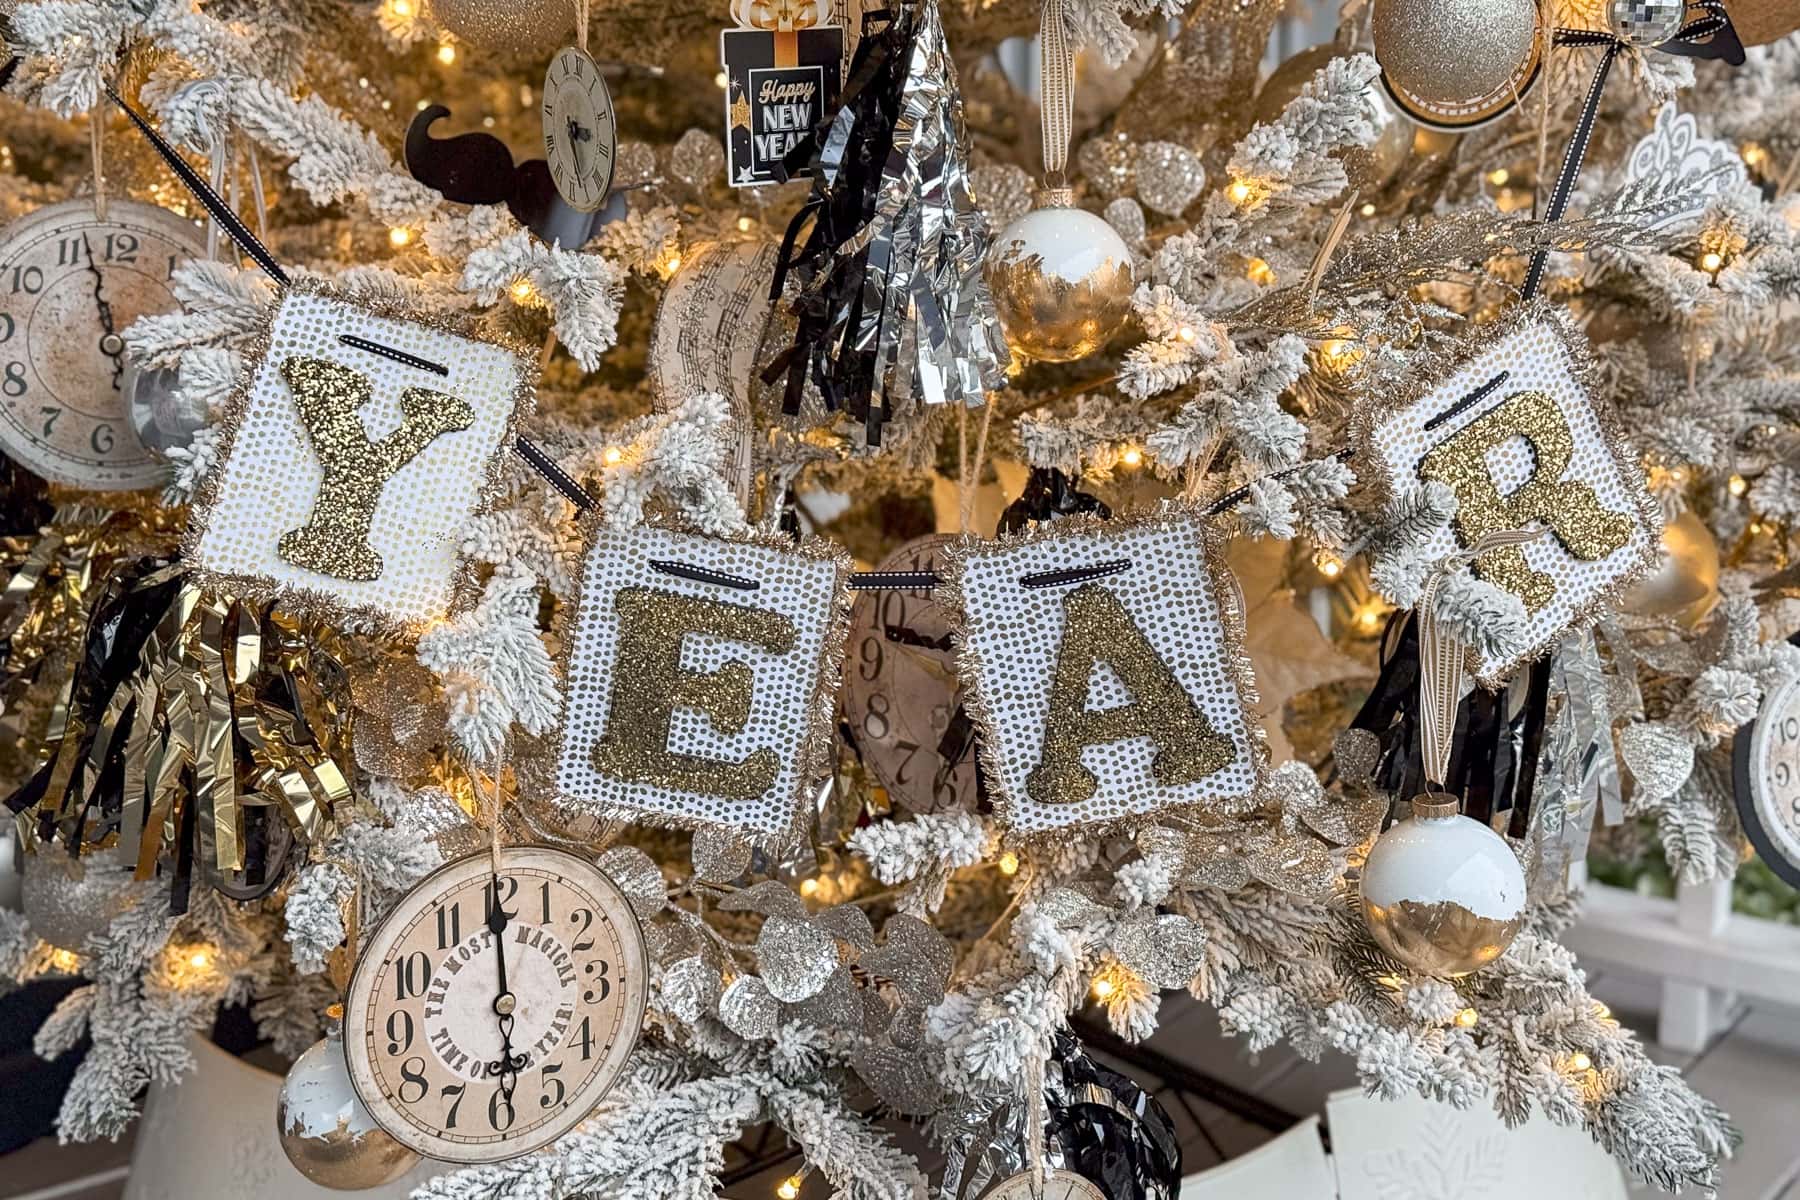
[1025,583,1234,807]
[276,356,475,581]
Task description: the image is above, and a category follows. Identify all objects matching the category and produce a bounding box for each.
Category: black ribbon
[1043,1032,1183,1200]
[1521,2,1741,299]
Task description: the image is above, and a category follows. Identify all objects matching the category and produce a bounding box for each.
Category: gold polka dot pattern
[555,525,848,838]
[190,292,528,626]
[1369,319,1655,682]
[949,514,1261,839]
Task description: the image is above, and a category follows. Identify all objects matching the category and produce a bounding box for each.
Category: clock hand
[83,236,126,393]
[484,877,527,1103]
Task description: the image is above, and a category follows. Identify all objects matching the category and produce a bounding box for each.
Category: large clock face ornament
[0,199,204,489]
[1734,637,1800,889]
[344,847,647,1162]
[984,1167,1108,1200]
[542,46,618,213]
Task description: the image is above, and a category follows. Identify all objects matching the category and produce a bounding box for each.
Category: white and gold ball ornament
[1360,796,1527,977]
[1255,44,1413,193]
[429,0,572,54]
[1620,508,1720,625]
[1371,0,1542,131]
[276,1027,421,1190]
[1608,0,1687,45]
[20,855,137,954]
[986,191,1135,363]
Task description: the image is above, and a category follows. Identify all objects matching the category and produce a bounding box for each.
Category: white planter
[124,1035,448,1200]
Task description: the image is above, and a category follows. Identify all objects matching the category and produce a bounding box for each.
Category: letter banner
[553,522,851,840]
[185,282,534,631]
[1352,305,1660,685]
[941,509,1266,841]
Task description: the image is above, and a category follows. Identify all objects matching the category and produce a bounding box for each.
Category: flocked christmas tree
[0,0,1798,1196]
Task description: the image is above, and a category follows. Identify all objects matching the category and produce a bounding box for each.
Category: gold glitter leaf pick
[1025,583,1234,807]
[276,356,476,582]
[1418,389,1634,611]
[591,587,796,802]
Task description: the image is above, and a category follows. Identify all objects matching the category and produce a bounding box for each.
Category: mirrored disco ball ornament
[1360,796,1527,976]
[276,1027,421,1190]
[1609,0,1688,45]
[125,365,208,457]
[986,191,1135,363]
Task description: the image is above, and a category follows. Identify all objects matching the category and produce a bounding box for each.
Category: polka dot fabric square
[945,512,1263,840]
[186,288,530,629]
[554,525,850,840]
[1360,313,1658,684]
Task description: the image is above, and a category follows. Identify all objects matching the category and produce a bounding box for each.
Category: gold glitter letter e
[592,587,796,801]
[1025,584,1234,807]
[1418,389,1633,611]
[276,356,475,581]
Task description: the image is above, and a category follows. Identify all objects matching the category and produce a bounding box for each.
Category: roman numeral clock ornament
[542,28,618,214]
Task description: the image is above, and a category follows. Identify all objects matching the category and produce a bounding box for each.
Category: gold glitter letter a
[1025,583,1234,807]
[1417,389,1634,611]
[592,587,795,801]
[276,356,475,581]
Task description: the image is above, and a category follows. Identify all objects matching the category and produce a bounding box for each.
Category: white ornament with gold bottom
[985,188,1135,364]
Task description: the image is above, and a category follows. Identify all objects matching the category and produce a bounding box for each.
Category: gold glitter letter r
[276,356,475,581]
[1417,389,1633,611]
[1025,584,1234,807]
[592,587,796,801]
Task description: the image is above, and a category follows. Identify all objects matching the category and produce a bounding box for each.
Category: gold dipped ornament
[986,192,1135,364]
[1255,44,1412,193]
[276,1026,421,1190]
[1371,0,1542,131]
[1360,796,1527,977]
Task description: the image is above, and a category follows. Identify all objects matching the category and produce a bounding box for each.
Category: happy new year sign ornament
[721,4,844,187]
[1353,305,1660,684]
[553,523,851,840]
[943,509,1265,840]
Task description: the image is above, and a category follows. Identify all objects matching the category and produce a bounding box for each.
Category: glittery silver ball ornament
[20,856,137,953]
[970,161,1035,229]
[986,194,1136,363]
[1608,0,1687,45]
[429,0,572,54]
[1256,44,1413,192]
[1133,141,1206,217]
[668,129,726,193]
[1361,796,1527,977]
[1372,0,1537,105]
[276,1029,420,1190]
[1076,135,1136,200]
[612,142,658,191]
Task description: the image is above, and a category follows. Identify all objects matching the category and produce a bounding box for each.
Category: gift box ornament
[185,284,534,630]
[943,510,1264,839]
[1354,307,1660,684]
[553,523,851,839]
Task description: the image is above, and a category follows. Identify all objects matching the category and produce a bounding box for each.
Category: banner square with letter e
[553,524,851,840]
[184,283,533,632]
[1353,306,1660,686]
[943,510,1265,840]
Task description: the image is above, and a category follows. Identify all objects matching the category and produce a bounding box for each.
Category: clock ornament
[0,198,205,489]
[342,846,648,1162]
[983,1168,1107,1200]
[542,43,618,214]
[1733,635,1800,890]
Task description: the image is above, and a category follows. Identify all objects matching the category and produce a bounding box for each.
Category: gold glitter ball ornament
[1620,508,1719,626]
[429,0,572,54]
[1360,796,1527,977]
[1372,0,1542,131]
[986,196,1135,363]
[1255,44,1413,193]
[276,1029,421,1190]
